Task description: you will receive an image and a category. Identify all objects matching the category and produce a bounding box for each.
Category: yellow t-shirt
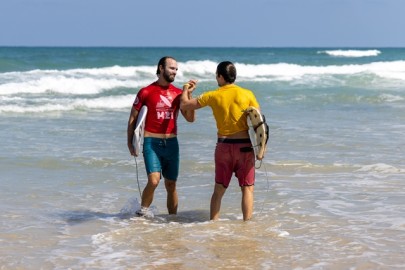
[197,84,259,136]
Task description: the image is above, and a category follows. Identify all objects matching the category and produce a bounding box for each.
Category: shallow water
[1,47,404,269]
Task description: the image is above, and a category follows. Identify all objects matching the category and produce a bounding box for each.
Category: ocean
[0,47,404,269]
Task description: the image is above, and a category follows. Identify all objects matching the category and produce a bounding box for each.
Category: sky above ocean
[0,0,404,47]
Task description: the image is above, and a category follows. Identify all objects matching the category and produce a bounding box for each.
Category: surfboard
[245,106,269,160]
[133,105,148,157]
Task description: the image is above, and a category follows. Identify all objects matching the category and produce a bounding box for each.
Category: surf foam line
[0,94,135,113]
[1,60,404,96]
[318,49,381,57]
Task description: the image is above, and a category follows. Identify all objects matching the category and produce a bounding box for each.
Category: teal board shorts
[143,137,179,181]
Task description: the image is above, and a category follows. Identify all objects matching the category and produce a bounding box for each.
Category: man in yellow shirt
[181,61,261,221]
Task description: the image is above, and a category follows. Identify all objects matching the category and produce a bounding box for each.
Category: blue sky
[1,0,404,47]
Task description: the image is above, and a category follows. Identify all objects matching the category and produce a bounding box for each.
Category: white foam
[0,66,153,95]
[320,49,381,57]
[73,94,135,109]
[234,60,405,84]
[119,197,142,216]
[119,196,157,218]
[1,60,405,113]
[265,226,290,237]
[0,94,134,113]
[1,60,404,97]
[356,163,405,174]
[0,103,71,113]
[378,94,404,102]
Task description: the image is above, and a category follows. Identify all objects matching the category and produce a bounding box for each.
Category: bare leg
[210,183,226,220]
[141,172,160,208]
[165,179,178,214]
[241,185,254,221]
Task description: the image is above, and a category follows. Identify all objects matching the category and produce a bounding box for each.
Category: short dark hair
[216,61,236,83]
[156,56,175,75]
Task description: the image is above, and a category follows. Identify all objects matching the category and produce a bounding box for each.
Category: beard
[162,70,175,83]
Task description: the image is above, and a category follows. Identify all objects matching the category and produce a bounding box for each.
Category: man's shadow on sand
[61,209,210,225]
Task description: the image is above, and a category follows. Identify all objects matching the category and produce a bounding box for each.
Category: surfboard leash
[133,156,142,199]
[257,161,271,216]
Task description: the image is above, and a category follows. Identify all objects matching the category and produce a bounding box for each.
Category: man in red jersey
[127,56,195,216]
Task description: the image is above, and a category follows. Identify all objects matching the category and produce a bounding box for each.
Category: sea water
[0,47,404,269]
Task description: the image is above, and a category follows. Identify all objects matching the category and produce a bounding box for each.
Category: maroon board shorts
[214,138,255,188]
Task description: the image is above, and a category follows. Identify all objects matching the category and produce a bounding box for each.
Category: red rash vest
[133,82,182,135]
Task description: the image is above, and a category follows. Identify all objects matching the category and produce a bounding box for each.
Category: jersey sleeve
[197,91,213,108]
[133,88,146,111]
[249,91,260,108]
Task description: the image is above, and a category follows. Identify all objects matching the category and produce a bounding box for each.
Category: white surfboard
[133,105,148,157]
[245,106,269,160]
